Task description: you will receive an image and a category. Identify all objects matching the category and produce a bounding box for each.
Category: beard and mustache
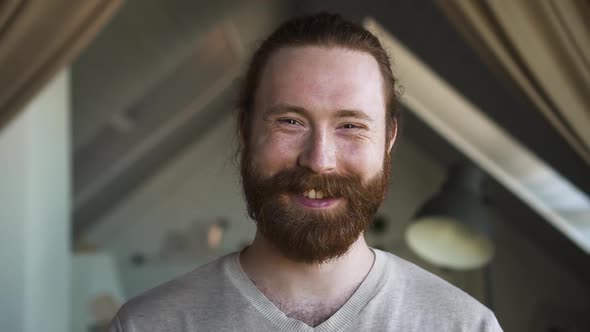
[241,149,391,264]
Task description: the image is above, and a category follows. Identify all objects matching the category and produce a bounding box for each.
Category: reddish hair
[237,12,400,152]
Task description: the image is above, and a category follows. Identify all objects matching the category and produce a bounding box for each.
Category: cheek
[250,133,301,176]
[337,141,385,178]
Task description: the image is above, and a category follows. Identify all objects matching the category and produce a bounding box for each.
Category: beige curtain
[438,0,590,166]
[0,0,123,131]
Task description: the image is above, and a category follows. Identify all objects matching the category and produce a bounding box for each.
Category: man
[110,13,502,331]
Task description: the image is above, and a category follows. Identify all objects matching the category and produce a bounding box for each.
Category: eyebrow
[263,105,307,119]
[334,109,374,122]
[264,104,374,122]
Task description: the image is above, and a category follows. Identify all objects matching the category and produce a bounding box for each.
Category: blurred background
[1,1,589,331]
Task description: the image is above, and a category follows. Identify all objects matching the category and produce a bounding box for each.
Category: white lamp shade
[405,216,495,270]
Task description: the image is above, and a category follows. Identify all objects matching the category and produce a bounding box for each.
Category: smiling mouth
[302,189,329,199]
[294,189,340,209]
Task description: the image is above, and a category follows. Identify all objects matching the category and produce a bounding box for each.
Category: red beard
[241,151,391,264]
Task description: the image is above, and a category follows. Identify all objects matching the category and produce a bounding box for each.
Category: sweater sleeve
[108,315,123,332]
[108,308,125,332]
[480,310,503,332]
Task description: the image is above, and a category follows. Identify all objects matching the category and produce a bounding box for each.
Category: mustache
[253,167,372,200]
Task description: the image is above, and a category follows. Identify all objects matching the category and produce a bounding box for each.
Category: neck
[240,231,375,306]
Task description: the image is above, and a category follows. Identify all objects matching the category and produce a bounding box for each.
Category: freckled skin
[249,46,390,184]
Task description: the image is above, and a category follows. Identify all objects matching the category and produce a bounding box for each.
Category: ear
[387,120,398,155]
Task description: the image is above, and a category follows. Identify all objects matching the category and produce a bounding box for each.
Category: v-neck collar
[224,249,387,332]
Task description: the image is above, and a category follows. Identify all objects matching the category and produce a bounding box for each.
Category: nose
[297,128,337,174]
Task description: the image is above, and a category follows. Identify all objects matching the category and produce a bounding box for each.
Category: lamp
[405,162,495,270]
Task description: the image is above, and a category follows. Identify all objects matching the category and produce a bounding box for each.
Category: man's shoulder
[380,251,482,305]
[128,254,229,304]
[374,250,502,331]
[112,252,239,329]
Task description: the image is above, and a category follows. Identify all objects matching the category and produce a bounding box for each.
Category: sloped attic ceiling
[72,0,291,236]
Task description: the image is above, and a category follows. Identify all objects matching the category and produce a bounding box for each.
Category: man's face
[242,46,394,264]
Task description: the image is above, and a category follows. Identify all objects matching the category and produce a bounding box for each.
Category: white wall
[0,70,71,332]
[71,253,125,332]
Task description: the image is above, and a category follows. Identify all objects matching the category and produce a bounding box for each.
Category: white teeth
[309,189,316,199]
[304,189,326,199]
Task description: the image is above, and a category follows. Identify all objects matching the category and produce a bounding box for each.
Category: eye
[340,123,364,130]
[278,118,301,126]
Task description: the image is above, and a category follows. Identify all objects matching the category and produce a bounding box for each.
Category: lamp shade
[405,163,495,270]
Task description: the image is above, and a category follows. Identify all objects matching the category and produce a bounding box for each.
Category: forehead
[255,46,386,119]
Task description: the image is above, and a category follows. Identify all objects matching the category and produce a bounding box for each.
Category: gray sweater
[110,249,502,331]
